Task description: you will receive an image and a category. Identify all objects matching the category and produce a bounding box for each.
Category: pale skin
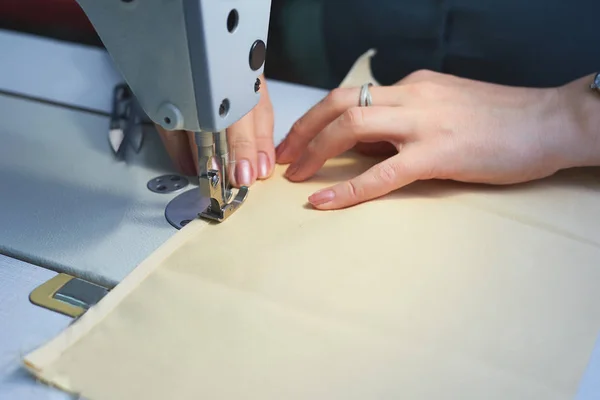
[158,70,600,210]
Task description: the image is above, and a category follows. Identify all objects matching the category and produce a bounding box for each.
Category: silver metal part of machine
[77,0,272,222]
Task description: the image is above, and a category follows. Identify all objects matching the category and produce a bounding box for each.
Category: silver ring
[359,83,373,107]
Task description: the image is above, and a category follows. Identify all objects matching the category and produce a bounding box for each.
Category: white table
[0,256,71,400]
[0,29,598,399]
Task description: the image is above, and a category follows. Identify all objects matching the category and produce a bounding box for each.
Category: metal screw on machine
[249,39,266,71]
[254,77,261,93]
[147,175,189,194]
[218,99,230,118]
[157,102,185,130]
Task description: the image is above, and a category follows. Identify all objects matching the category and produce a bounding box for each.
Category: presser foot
[198,170,248,222]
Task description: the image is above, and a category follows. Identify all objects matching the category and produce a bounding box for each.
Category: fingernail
[309,189,335,206]
[285,163,299,178]
[275,140,285,158]
[235,159,253,186]
[258,152,270,178]
[276,141,289,161]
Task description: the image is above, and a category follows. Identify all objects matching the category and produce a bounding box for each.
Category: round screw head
[254,78,261,93]
[218,99,230,118]
[147,174,189,193]
[249,40,266,71]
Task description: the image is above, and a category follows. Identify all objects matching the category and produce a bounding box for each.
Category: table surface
[0,29,599,399]
[0,255,72,400]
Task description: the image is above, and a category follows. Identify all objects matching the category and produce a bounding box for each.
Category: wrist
[555,74,600,168]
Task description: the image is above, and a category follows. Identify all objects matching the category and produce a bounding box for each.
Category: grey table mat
[0,93,181,287]
[0,29,180,286]
[0,254,71,400]
[0,29,121,114]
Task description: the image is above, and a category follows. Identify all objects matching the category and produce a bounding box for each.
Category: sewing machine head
[75,0,272,222]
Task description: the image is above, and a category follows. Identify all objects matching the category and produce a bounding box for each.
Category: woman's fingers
[254,78,276,179]
[228,110,257,187]
[186,131,200,175]
[276,86,409,164]
[285,106,418,182]
[156,126,196,176]
[308,145,431,210]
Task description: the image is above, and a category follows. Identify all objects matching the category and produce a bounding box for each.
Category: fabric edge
[22,218,210,378]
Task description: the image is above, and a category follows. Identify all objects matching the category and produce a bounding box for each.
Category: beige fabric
[339,48,381,88]
[24,50,600,400]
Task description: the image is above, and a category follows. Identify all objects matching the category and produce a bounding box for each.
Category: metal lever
[196,132,249,222]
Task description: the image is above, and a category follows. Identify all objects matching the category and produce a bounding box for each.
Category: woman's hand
[156,75,275,187]
[276,70,600,210]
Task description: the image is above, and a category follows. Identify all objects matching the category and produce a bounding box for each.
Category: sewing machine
[0,0,274,337]
[79,0,271,222]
